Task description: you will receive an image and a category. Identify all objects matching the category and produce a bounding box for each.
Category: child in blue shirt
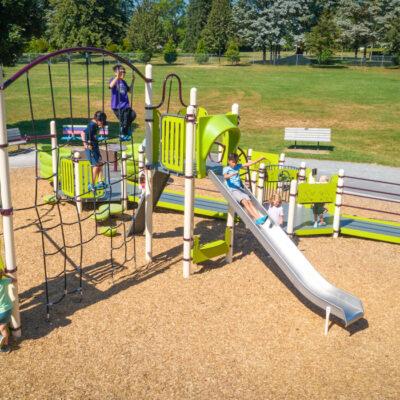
[109,65,137,141]
[0,269,16,354]
[223,153,268,225]
[81,111,107,191]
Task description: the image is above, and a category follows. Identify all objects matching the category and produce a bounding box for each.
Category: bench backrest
[7,128,22,140]
[62,125,109,138]
[284,128,331,142]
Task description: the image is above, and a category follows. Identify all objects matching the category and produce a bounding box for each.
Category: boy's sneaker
[95,181,107,190]
[255,215,268,225]
[119,134,132,142]
[0,345,11,354]
[88,183,95,192]
[319,221,327,226]
[313,222,318,228]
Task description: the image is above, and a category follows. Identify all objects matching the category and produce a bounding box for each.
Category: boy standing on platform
[109,65,137,141]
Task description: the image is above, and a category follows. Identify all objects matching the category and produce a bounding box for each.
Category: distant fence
[17,52,395,67]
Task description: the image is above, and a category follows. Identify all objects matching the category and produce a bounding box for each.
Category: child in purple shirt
[109,65,137,141]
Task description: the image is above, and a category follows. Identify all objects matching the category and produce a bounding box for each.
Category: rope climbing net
[1,48,147,319]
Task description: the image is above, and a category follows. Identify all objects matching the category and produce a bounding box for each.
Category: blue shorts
[85,146,102,167]
[0,309,12,325]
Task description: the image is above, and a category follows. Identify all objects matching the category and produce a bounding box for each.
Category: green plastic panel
[60,158,75,197]
[59,158,104,199]
[192,228,230,263]
[196,114,240,179]
[160,115,186,173]
[297,175,338,204]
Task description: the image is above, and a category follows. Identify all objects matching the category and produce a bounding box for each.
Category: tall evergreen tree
[127,0,163,57]
[183,0,212,52]
[305,11,340,64]
[201,0,233,56]
[46,0,125,49]
[157,0,186,45]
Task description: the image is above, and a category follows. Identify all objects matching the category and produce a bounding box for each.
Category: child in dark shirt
[109,65,137,141]
[81,111,107,191]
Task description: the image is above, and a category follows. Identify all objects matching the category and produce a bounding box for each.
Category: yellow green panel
[161,115,186,173]
[192,228,230,263]
[297,175,338,204]
[340,228,400,244]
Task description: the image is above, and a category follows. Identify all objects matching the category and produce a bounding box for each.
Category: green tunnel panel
[196,114,240,178]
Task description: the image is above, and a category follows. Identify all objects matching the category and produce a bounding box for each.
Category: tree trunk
[355,47,358,59]
[363,46,367,60]
[262,46,266,64]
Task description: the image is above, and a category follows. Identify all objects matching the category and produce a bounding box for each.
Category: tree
[0,0,48,65]
[127,0,163,59]
[335,0,379,59]
[183,0,212,52]
[201,0,234,57]
[386,16,400,65]
[163,37,178,63]
[233,0,312,63]
[305,11,340,64]
[225,39,240,64]
[195,37,209,63]
[157,0,186,46]
[46,0,125,49]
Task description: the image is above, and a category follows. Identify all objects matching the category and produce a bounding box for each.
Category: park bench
[7,128,27,150]
[284,128,331,149]
[61,125,109,141]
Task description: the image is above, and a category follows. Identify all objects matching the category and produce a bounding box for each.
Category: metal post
[278,153,285,168]
[183,88,197,279]
[333,169,344,238]
[0,69,21,337]
[251,170,257,196]
[121,151,128,211]
[226,103,239,263]
[298,161,306,183]
[286,180,298,237]
[50,121,58,196]
[245,148,252,188]
[73,152,82,214]
[325,306,331,336]
[144,64,153,262]
[138,144,145,190]
[257,163,266,204]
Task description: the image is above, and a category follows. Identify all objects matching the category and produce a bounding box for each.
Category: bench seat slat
[284,127,331,144]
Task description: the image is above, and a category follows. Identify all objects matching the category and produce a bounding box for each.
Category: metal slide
[208,170,364,327]
[128,170,170,235]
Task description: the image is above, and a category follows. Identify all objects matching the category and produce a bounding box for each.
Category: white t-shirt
[268,205,284,225]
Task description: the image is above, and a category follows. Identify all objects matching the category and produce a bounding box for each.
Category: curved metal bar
[151,73,188,110]
[1,47,150,90]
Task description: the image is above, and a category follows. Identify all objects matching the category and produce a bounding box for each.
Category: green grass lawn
[3,60,400,167]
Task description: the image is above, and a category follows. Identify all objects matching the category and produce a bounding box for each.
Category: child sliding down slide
[223,153,268,225]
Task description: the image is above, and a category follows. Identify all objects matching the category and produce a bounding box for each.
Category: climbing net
[1,48,148,318]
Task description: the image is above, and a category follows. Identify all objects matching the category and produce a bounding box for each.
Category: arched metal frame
[0,47,150,91]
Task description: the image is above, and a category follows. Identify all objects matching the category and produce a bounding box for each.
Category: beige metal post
[333,169,344,238]
[144,64,153,262]
[73,152,82,214]
[287,180,298,237]
[121,151,128,211]
[182,89,197,278]
[0,68,21,337]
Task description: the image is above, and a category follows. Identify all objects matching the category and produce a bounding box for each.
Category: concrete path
[286,157,400,203]
[7,149,400,202]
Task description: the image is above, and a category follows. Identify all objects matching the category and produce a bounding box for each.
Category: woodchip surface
[1,168,400,400]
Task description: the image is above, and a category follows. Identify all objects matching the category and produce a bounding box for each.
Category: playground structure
[0,46,398,341]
